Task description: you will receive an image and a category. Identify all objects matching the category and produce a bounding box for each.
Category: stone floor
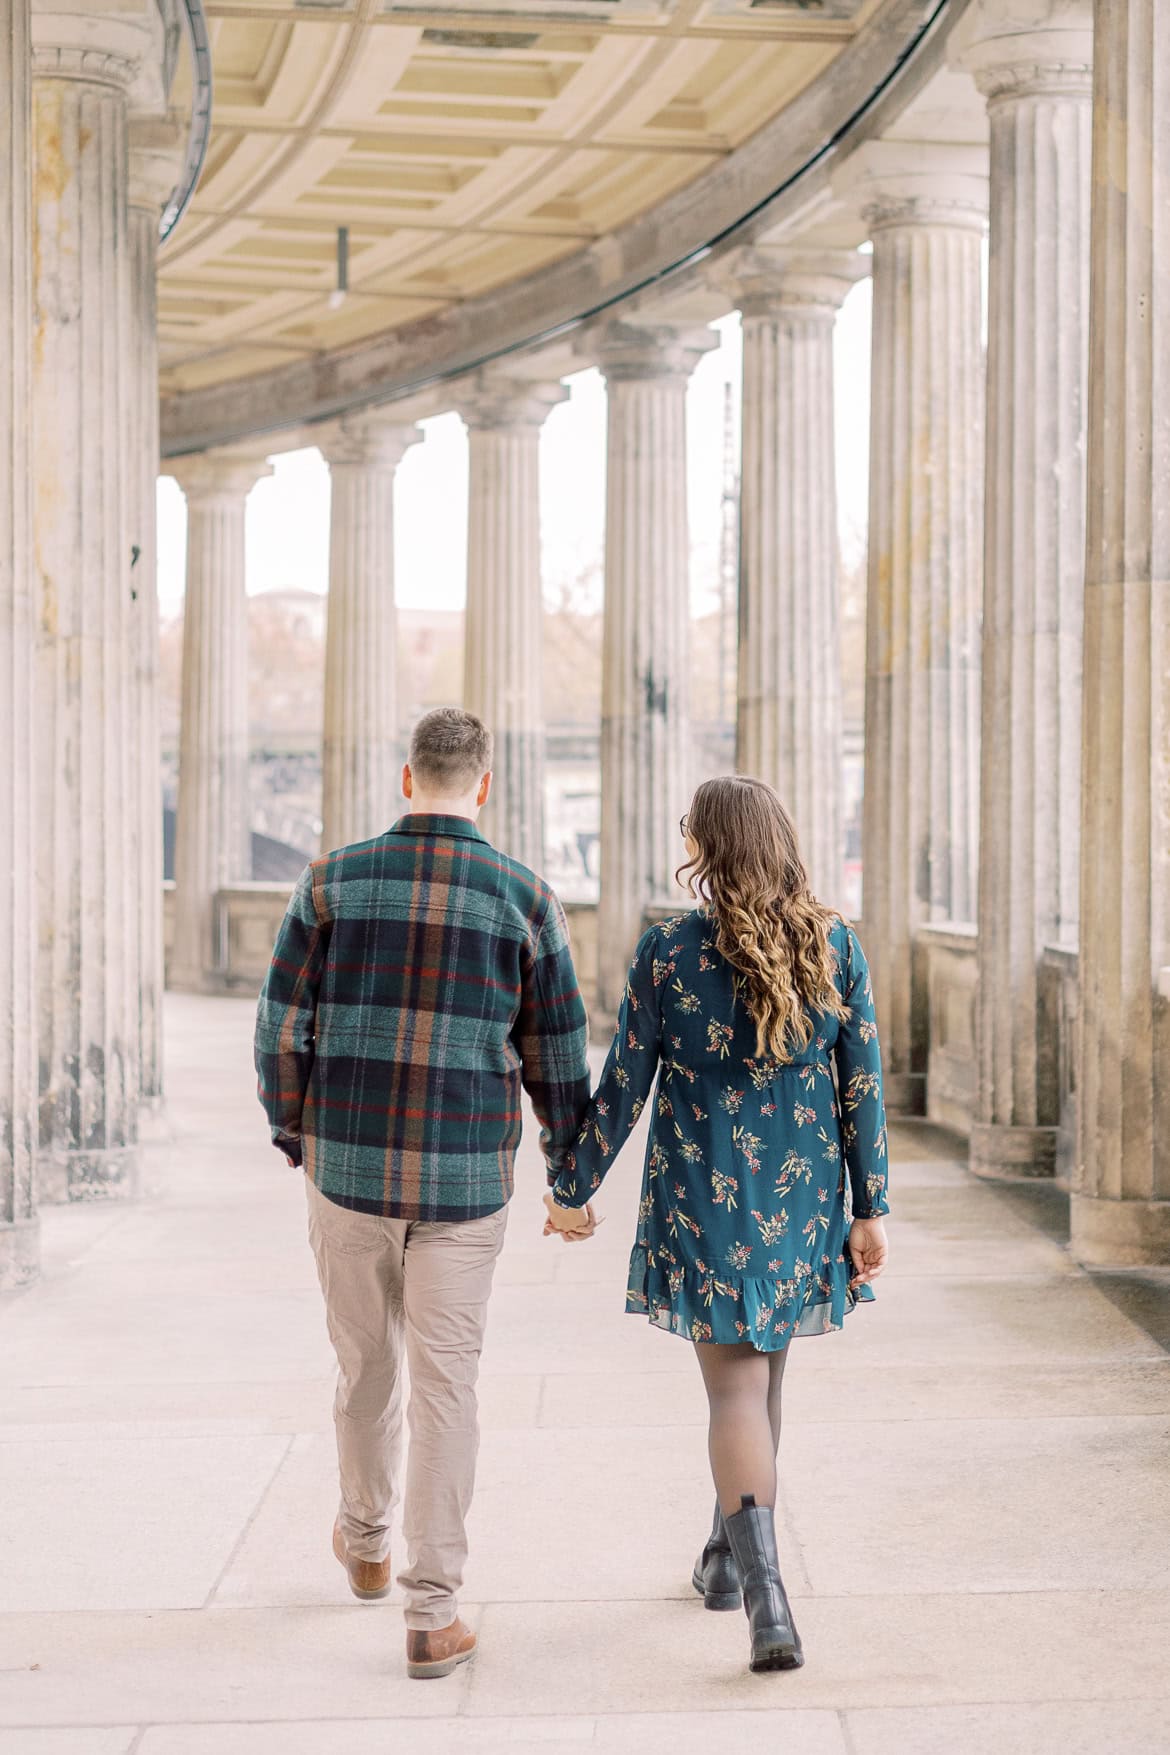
[2,994,1170,1755]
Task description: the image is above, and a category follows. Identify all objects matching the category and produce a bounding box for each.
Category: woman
[543,776,889,1674]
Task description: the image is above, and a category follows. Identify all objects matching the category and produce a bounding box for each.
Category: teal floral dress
[550,911,889,1352]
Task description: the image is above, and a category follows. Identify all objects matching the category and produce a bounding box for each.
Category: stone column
[1,0,39,1282]
[128,121,181,1108]
[461,374,567,871]
[167,451,272,990]
[318,412,420,854]
[1071,0,1170,1266]
[954,2,1093,1178]
[842,148,988,1113]
[729,248,868,904]
[31,7,154,1199]
[591,320,717,1013]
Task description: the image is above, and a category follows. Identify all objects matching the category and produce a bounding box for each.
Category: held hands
[848,1215,889,1290]
[542,1191,602,1244]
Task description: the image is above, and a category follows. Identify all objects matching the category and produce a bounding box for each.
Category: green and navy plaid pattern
[255,815,591,1221]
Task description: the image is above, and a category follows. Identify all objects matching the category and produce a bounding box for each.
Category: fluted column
[1071,0,1170,1266]
[1,0,39,1282]
[461,374,567,871]
[31,8,153,1200]
[318,413,420,853]
[729,248,868,904]
[128,122,181,1108]
[590,320,717,1013]
[954,3,1093,1178]
[167,451,272,990]
[839,148,988,1113]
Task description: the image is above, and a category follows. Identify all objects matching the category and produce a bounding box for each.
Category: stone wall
[920,924,979,1136]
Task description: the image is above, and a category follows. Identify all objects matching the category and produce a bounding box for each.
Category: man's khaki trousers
[305,1175,508,1631]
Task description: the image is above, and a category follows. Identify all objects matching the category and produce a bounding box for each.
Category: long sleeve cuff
[273,1130,303,1166]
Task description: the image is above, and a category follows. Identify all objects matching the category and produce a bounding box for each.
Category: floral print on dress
[551,911,889,1353]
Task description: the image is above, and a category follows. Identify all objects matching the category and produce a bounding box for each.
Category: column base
[0,1218,40,1291]
[38,1145,140,1205]
[1070,1193,1170,1268]
[883,1072,926,1117]
[969,1123,1057,1181]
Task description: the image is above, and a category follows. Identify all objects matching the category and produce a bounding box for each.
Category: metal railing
[160,0,212,243]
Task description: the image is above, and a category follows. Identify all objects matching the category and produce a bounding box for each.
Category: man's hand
[848,1215,889,1289]
[542,1191,601,1243]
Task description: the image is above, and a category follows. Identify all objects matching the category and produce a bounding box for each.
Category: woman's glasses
[679,814,689,840]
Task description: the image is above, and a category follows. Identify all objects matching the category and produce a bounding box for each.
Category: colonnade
[3,0,1168,1290]
[2,0,179,1286]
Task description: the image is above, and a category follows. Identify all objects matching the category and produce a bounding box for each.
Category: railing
[921,926,1080,1184]
[159,0,213,243]
[165,886,1084,1180]
[919,923,979,1134]
[164,883,602,1017]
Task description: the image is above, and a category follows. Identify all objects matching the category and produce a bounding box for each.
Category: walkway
[2,994,1169,1754]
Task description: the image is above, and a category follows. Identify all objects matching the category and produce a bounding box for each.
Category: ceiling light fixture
[328,225,349,311]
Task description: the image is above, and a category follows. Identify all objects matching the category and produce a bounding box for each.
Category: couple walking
[255,707,889,1679]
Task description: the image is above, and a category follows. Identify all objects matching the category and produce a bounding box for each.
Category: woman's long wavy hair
[676,776,848,1059]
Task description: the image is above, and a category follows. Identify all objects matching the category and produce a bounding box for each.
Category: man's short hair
[408,707,494,794]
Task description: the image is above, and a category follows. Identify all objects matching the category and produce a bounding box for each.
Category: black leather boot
[723,1494,803,1672]
[691,1498,741,1611]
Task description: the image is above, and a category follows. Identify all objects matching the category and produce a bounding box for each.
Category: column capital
[31,2,161,97]
[718,245,870,321]
[128,113,185,216]
[950,0,1092,103]
[459,372,568,433]
[581,318,719,385]
[834,141,989,234]
[165,447,274,504]
[316,408,423,471]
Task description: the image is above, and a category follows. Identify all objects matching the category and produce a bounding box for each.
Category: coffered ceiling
[159,0,881,396]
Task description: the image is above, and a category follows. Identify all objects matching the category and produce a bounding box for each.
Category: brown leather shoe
[405,1618,477,1679]
[332,1521,391,1601]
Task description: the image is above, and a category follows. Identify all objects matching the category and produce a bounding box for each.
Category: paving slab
[136,1708,849,1754]
[1,1734,137,1755]
[467,1590,1170,1716]
[0,1605,476,1725]
[843,1699,1170,1754]
[0,1433,291,1612]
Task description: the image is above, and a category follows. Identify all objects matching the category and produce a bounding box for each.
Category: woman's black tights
[694,1340,790,1516]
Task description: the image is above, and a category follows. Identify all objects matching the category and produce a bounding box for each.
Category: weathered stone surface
[30,13,149,1201]
[317,411,420,854]
[1072,0,1170,1266]
[726,247,868,905]
[166,451,273,991]
[461,374,567,873]
[0,0,39,1286]
[836,143,988,1115]
[127,121,184,1110]
[588,320,717,1013]
[954,1,1093,1181]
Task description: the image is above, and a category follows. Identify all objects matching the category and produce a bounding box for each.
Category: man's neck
[404,799,479,823]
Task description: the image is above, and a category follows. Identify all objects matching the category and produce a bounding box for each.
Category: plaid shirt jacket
[255,815,591,1221]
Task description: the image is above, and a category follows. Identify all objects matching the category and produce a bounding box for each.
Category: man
[255,708,592,1678]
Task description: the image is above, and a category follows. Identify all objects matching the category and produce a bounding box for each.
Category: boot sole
[407,1645,476,1680]
[691,1569,742,1612]
[750,1639,804,1673]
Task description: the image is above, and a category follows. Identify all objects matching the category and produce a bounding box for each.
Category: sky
[156,278,874,621]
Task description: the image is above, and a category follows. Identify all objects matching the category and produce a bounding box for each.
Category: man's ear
[477,770,492,807]
[402,762,413,800]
